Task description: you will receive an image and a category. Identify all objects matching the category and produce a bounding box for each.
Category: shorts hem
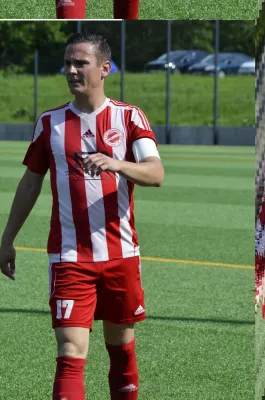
[95,314,146,324]
[52,323,92,330]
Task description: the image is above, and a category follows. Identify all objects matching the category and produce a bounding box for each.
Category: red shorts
[49,256,145,329]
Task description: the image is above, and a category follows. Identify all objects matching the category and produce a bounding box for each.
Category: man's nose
[68,64,78,74]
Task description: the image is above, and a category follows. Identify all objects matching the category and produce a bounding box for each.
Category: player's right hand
[0,245,16,280]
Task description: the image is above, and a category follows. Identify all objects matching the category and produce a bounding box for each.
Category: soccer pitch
[0,0,258,19]
[0,142,254,399]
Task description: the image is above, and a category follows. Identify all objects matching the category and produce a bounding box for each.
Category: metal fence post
[34,50,38,123]
[77,21,82,33]
[120,20,126,102]
[166,20,172,144]
[213,20,219,145]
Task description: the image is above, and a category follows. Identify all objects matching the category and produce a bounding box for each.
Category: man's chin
[68,86,84,95]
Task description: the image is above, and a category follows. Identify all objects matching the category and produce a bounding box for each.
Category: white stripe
[109,101,151,131]
[32,117,43,142]
[111,107,135,258]
[50,112,77,262]
[131,108,145,130]
[48,262,56,300]
[138,108,151,130]
[81,118,109,261]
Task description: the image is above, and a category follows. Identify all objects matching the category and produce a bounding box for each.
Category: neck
[73,90,107,114]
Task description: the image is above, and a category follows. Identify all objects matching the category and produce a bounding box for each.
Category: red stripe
[96,106,123,259]
[45,115,62,257]
[108,131,119,140]
[124,109,138,248]
[41,102,70,115]
[32,104,70,142]
[65,109,93,262]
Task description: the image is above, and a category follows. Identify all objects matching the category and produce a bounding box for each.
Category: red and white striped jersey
[23,98,157,263]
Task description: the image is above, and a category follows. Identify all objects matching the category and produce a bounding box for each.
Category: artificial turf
[0,143,254,399]
[0,0,258,19]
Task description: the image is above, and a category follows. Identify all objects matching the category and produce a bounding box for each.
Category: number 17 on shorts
[56,300,74,319]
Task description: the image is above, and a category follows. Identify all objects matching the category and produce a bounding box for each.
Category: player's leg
[113,0,140,19]
[104,321,138,399]
[96,256,145,399]
[49,262,98,400]
[53,327,89,400]
[56,0,86,19]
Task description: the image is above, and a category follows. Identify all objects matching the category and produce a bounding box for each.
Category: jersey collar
[69,97,110,119]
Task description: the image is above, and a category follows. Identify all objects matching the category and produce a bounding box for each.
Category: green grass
[0,0,258,19]
[256,304,265,400]
[0,73,255,126]
[0,142,254,399]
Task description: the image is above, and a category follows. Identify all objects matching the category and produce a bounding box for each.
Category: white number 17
[56,300,74,319]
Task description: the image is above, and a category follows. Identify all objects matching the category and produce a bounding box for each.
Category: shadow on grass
[0,308,254,325]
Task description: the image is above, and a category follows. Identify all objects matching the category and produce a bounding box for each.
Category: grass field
[0,142,254,399]
[256,302,265,400]
[0,74,255,126]
[0,0,259,19]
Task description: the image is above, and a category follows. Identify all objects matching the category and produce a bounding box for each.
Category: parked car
[188,52,253,77]
[238,59,255,75]
[144,50,210,73]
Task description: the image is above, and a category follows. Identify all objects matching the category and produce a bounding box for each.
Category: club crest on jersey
[103,129,123,147]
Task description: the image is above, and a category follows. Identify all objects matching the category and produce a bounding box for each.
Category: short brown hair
[66,32,111,65]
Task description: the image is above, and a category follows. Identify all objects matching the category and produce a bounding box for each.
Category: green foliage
[0,21,255,74]
[0,74,255,126]
[256,4,265,63]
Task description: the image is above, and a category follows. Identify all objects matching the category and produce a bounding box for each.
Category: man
[56,0,140,19]
[0,32,164,400]
[256,160,265,315]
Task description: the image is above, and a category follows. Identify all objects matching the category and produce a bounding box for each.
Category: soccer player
[256,172,265,315]
[0,32,164,400]
[56,0,140,19]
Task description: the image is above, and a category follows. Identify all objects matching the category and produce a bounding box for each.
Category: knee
[58,340,87,358]
[103,321,135,346]
[55,328,89,358]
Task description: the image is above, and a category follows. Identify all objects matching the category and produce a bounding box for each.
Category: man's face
[64,42,110,95]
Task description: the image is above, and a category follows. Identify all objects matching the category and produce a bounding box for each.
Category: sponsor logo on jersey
[134,305,145,315]
[56,0,74,8]
[82,129,95,138]
[119,384,138,392]
[104,129,123,147]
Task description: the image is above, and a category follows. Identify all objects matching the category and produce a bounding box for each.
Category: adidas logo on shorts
[119,384,138,392]
[134,305,145,315]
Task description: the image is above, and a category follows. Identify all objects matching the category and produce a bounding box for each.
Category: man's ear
[102,61,111,78]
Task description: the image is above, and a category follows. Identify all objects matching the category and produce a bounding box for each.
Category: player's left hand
[82,153,121,177]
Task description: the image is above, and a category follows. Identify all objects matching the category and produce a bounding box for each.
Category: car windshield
[201,54,233,65]
[200,54,247,65]
[156,51,187,62]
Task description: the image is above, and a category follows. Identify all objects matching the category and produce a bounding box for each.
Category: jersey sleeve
[22,115,50,175]
[129,107,157,146]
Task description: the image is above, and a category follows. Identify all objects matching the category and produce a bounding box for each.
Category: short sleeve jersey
[23,98,157,263]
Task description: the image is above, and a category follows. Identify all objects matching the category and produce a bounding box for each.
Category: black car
[144,50,210,73]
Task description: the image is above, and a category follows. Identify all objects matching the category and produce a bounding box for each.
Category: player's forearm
[1,180,41,246]
[118,159,164,187]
